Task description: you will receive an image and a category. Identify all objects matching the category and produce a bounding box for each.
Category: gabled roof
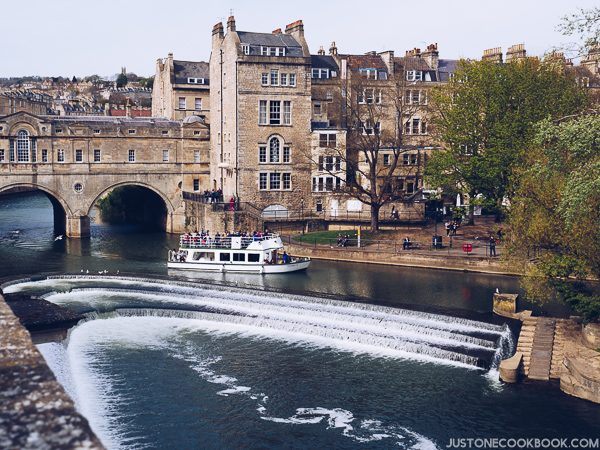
[173,60,210,85]
[237,31,304,57]
[310,55,338,71]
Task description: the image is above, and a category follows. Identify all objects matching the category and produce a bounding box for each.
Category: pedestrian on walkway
[489,236,497,257]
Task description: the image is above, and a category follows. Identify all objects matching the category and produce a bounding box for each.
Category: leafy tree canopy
[425,58,587,213]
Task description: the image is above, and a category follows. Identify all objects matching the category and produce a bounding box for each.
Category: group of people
[336,234,352,247]
[201,189,224,204]
[168,249,187,262]
[444,220,461,236]
[180,229,276,248]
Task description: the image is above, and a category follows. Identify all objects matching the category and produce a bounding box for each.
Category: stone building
[152,53,210,122]
[209,17,313,216]
[0,111,210,236]
[0,91,51,116]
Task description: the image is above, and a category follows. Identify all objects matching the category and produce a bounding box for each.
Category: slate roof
[310,55,338,71]
[394,56,432,72]
[173,60,210,85]
[437,59,459,82]
[236,31,304,57]
[346,54,387,70]
[44,115,182,127]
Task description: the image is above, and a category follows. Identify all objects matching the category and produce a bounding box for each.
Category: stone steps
[516,319,537,375]
[528,318,556,381]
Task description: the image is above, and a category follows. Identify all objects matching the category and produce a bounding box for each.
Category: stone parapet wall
[0,294,104,449]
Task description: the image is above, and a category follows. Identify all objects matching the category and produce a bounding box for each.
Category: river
[1,191,599,449]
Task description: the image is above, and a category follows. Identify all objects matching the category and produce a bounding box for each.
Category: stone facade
[152,53,211,122]
[0,111,210,237]
[209,17,313,215]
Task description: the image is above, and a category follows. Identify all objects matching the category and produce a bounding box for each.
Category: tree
[425,58,587,219]
[509,113,600,321]
[308,69,424,231]
[71,75,78,83]
[557,7,600,57]
[116,73,128,88]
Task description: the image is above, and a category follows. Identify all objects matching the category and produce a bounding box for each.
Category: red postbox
[462,243,473,254]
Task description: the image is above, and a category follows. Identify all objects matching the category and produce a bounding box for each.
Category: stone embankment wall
[0,294,104,449]
[285,242,520,275]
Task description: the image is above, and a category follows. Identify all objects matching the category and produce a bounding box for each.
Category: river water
[1,191,599,449]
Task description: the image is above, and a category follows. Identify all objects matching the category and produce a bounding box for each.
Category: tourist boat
[167,233,311,273]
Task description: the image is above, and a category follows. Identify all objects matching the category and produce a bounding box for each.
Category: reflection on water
[0,190,572,317]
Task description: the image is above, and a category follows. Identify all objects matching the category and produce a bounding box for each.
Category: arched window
[16,130,30,163]
[269,136,280,163]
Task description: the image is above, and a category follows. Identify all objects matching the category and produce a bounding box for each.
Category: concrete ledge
[0,294,104,449]
[500,352,523,383]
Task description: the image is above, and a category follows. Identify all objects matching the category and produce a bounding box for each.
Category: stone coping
[0,294,104,449]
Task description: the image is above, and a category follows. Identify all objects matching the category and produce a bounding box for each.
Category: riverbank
[285,242,521,276]
[0,293,103,449]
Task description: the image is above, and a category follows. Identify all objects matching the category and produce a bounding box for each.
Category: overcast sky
[1,0,595,78]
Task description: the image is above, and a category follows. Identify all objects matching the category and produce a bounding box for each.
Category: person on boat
[282,251,290,264]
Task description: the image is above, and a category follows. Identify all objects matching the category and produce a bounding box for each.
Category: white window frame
[194,98,202,111]
[93,149,101,162]
[283,101,292,125]
[259,100,267,124]
[261,73,269,86]
[41,149,48,163]
[178,97,186,109]
[57,149,65,162]
[162,150,169,162]
[75,149,83,163]
[128,149,135,162]
[194,150,201,163]
[16,130,30,163]
[259,172,268,190]
[270,69,279,86]
[241,44,250,55]
[280,73,288,86]
[289,73,296,86]
[311,68,329,79]
[0,149,4,163]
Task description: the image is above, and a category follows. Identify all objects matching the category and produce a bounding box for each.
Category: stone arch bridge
[0,112,210,237]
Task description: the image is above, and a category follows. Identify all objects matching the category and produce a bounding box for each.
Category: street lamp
[300,198,305,234]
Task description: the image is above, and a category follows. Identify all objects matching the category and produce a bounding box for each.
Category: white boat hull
[167,259,311,274]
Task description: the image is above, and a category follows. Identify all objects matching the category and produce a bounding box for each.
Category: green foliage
[511,114,600,320]
[116,73,128,88]
[426,58,587,210]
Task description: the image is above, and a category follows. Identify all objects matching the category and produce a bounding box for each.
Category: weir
[5,274,514,371]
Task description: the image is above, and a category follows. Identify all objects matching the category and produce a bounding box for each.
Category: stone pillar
[66,215,90,238]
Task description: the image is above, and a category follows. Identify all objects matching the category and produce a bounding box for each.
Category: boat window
[248,253,260,262]
[193,252,214,261]
[233,253,246,262]
[219,253,231,262]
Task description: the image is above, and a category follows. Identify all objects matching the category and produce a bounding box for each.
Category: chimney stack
[272,28,282,34]
[318,46,325,55]
[125,98,131,118]
[378,50,395,75]
[422,43,439,70]
[482,47,503,63]
[506,44,526,62]
[227,15,236,32]
[329,41,338,56]
[285,19,304,36]
[212,22,224,38]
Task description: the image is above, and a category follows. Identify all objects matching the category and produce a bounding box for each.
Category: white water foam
[63,316,441,448]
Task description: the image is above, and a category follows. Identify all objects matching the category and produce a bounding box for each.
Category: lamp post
[300,198,305,234]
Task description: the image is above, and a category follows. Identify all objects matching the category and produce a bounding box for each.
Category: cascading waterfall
[7,274,512,370]
[16,274,518,450]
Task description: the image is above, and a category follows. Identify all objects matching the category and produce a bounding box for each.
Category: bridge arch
[87,181,175,233]
[0,183,73,216]
[86,181,175,216]
[0,183,73,236]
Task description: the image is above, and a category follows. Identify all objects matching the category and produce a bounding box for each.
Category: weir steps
[516,318,538,376]
[527,318,556,381]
